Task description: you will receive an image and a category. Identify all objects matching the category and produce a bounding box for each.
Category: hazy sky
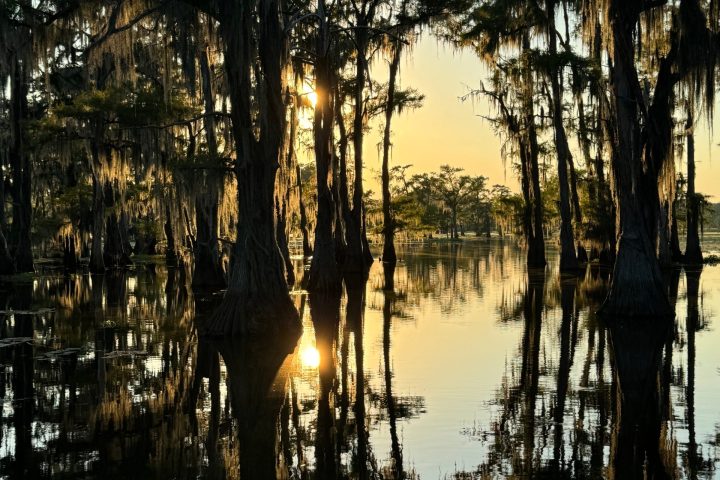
[364,34,720,200]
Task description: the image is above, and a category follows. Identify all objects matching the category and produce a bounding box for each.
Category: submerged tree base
[307,247,342,293]
[200,289,301,337]
[599,236,674,319]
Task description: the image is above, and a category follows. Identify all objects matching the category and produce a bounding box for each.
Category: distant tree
[433,165,471,239]
[462,176,492,237]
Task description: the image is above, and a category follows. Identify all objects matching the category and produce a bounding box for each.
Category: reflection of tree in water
[455,267,718,479]
[371,263,425,479]
[0,266,202,478]
[214,333,299,479]
[400,240,519,314]
[278,271,425,479]
[0,266,306,479]
[2,253,717,479]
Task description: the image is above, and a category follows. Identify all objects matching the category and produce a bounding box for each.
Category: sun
[299,345,320,369]
[307,90,318,108]
[301,82,317,108]
[297,84,317,128]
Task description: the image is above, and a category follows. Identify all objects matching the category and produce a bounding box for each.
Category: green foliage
[380,165,515,238]
[34,182,93,240]
[52,84,198,128]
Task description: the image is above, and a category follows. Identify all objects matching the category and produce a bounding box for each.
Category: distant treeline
[704,203,720,231]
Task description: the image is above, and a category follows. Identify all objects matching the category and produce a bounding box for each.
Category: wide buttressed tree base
[200,282,301,337]
[599,231,674,320]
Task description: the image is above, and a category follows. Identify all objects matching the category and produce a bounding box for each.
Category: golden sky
[365,34,720,201]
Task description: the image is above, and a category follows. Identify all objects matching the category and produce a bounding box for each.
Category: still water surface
[1,238,719,479]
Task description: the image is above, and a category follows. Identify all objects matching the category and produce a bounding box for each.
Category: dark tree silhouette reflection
[607,316,674,479]
[214,332,299,479]
[1,241,719,479]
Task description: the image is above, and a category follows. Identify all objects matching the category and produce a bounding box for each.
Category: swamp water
[0,238,719,479]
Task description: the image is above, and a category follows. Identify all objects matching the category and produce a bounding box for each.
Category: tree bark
[103,212,132,267]
[8,54,34,273]
[192,195,226,290]
[346,13,375,273]
[601,2,672,318]
[308,1,342,293]
[547,0,578,272]
[89,172,106,273]
[192,47,227,291]
[203,0,299,335]
[296,162,312,257]
[164,203,179,267]
[684,109,702,265]
[381,59,398,266]
[522,35,546,268]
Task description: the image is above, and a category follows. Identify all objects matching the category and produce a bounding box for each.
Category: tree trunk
[192,195,226,290]
[89,173,105,273]
[381,40,400,268]
[576,93,597,204]
[8,55,34,273]
[308,2,341,292]
[276,196,295,286]
[526,115,546,267]
[521,36,546,268]
[103,183,132,268]
[657,200,673,269]
[601,2,672,318]
[164,203,179,267]
[547,0,578,272]
[134,213,158,255]
[0,227,15,275]
[192,44,227,291]
[296,162,312,257]
[287,101,310,259]
[346,18,373,273]
[684,110,702,265]
[568,156,582,225]
[203,0,299,335]
[103,212,132,267]
[61,234,78,272]
[334,91,350,267]
[276,100,297,287]
[519,139,534,258]
[592,18,615,252]
[669,202,682,262]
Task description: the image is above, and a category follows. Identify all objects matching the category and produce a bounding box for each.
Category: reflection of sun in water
[300,345,320,369]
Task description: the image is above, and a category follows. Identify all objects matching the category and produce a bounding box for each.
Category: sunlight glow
[307,90,318,108]
[301,82,317,108]
[300,345,320,369]
[297,83,317,129]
